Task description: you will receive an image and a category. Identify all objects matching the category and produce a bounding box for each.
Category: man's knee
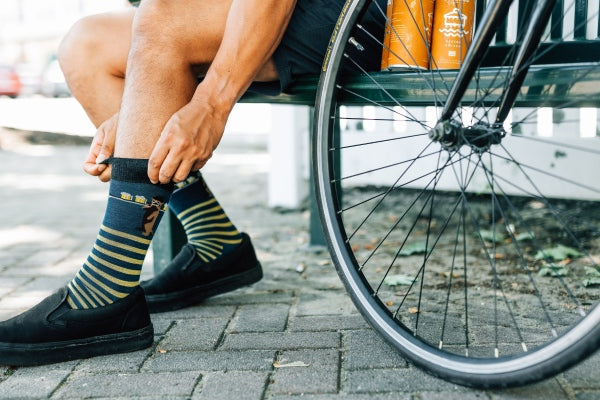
[58,11,132,82]
[58,15,102,78]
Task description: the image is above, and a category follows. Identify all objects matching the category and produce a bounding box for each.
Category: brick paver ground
[0,129,598,399]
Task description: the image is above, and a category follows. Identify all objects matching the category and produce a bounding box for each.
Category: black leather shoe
[0,286,153,366]
[141,232,263,313]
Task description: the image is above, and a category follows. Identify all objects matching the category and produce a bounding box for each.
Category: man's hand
[148,92,228,184]
[83,113,118,182]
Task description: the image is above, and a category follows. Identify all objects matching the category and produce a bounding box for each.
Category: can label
[387,0,435,70]
[431,0,476,69]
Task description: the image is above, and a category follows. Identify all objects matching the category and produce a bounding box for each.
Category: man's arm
[148,0,297,184]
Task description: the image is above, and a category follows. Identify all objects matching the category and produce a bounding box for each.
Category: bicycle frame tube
[495,0,557,123]
[440,0,515,122]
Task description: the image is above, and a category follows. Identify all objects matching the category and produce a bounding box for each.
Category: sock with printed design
[66,158,173,309]
[170,171,243,262]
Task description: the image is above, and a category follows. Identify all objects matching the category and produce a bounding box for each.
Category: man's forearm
[193,0,297,111]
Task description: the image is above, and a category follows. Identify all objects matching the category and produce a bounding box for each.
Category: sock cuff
[108,157,174,191]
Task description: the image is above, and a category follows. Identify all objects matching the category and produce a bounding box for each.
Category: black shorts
[251,0,386,95]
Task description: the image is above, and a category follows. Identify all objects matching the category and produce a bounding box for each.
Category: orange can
[431,0,476,69]
[381,0,393,70]
[387,0,435,70]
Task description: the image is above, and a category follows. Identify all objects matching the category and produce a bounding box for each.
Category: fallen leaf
[399,242,427,256]
[538,263,568,277]
[583,267,600,287]
[157,349,167,354]
[478,230,506,244]
[408,307,419,314]
[535,245,584,261]
[385,301,395,306]
[384,274,416,287]
[583,278,600,287]
[515,232,535,242]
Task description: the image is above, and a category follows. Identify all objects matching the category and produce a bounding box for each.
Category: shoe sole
[146,262,263,313]
[0,324,153,366]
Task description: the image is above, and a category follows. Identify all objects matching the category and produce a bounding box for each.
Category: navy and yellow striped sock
[67,158,173,309]
[170,171,243,262]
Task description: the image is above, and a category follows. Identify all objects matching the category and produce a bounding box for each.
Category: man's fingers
[173,159,195,183]
[83,130,105,176]
[98,165,112,182]
[148,139,170,184]
[96,117,118,171]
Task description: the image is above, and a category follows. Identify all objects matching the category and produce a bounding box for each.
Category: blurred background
[1,0,126,98]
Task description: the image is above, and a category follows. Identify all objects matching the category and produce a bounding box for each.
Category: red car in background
[0,65,22,98]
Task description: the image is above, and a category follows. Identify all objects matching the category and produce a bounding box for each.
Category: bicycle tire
[313,0,600,388]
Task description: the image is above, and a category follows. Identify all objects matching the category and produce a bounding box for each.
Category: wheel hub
[429,120,506,152]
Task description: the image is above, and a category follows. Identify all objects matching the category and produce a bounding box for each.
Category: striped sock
[67,158,173,309]
[170,171,243,262]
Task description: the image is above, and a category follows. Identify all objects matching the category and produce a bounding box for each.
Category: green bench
[153,0,600,273]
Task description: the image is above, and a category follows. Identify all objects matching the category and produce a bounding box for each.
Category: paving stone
[0,363,75,399]
[13,276,70,292]
[344,368,468,393]
[157,318,229,351]
[229,303,290,333]
[343,330,408,369]
[295,290,358,317]
[151,318,174,335]
[143,350,276,372]
[0,292,52,310]
[192,371,268,400]
[53,371,200,398]
[221,331,340,351]
[0,276,30,297]
[267,394,411,400]
[204,290,295,306]
[269,349,340,395]
[11,249,73,277]
[288,315,369,332]
[488,379,567,399]
[75,348,153,373]
[576,391,600,400]
[150,305,236,320]
[416,392,491,400]
[563,352,600,390]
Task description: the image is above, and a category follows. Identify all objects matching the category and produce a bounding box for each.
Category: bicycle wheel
[313,0,600,388]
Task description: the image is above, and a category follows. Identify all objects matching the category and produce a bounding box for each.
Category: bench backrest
[479,0,600,65]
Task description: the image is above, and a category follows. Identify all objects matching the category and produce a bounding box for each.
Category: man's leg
[0,0,272,365]
[59,3,263,314]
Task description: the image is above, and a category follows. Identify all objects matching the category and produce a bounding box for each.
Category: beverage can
[381,0,393,70]
[387,0,435,70]
[431,0,476,69]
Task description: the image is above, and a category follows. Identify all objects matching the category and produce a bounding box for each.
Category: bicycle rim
[313,0,600,388]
